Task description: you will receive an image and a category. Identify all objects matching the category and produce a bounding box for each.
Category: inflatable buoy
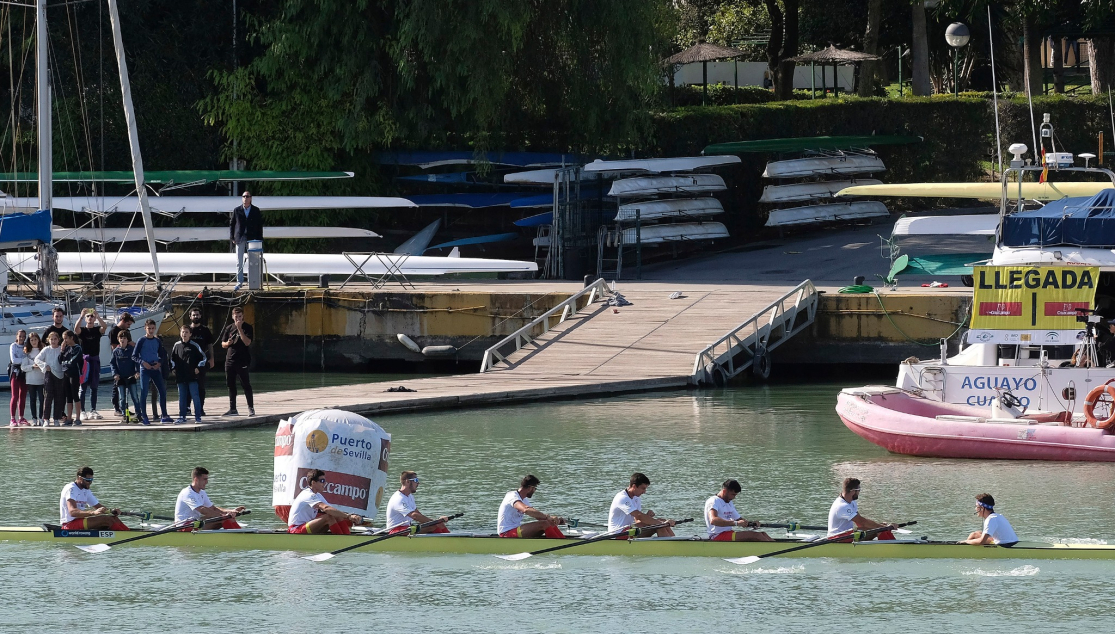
[421,345,457,357]
[396,333,422,353]
[1083,383,1115,429]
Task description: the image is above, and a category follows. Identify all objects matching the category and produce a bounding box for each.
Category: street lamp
[945,22,970,98]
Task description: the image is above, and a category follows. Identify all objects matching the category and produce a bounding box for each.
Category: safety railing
[480,277,607,372]
[692,280,819,385]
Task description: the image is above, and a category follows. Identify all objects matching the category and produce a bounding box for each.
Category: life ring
[1083,384,1115,429]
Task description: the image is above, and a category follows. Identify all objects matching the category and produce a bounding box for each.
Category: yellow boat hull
[2,527,1113,559]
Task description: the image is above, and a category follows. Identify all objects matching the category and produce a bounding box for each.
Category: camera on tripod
[1076,307,1103,337]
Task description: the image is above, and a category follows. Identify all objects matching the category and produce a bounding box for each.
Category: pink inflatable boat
[836,386,1115,462]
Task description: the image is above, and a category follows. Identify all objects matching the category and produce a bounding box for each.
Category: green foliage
[202,0,673,177]
[668,84,782,106]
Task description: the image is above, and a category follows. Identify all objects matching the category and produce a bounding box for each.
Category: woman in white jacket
[21,332,45,426]
[34,331,65,426]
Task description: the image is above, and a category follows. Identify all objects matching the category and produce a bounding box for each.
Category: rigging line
[65,0,94,184]
[987,5,1002,177]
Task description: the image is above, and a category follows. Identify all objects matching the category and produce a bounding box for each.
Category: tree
[764,0,799,99]
[857,0,885,96]
[911,1,933,95]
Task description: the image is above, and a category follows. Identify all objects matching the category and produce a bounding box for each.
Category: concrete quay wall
[162,287,972,371]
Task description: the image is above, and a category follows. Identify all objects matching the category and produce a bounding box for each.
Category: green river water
[2,379,1114,632]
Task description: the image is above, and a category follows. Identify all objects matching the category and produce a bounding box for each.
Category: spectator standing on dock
[107,312,135,416]
[133,319,171,425]
[34,331,65,426]
[188,307,215,415]
[75,308,107,420]
[22,332,45,426]
[220,306,255,417]
[8,329,28,427]
[111,330,141,423]
[171,325,207,424]
[59,330,83,426]
[230,191,262,292]
[41,306,67,344]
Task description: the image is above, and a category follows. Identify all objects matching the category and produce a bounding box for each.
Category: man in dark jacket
[230,191,263,291]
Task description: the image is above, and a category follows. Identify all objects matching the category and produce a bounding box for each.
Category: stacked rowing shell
[607,174,729,245]
[761,153,889,228]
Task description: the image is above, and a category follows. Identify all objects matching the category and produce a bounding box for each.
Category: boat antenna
[1024,39,1039,167]
[987,6,1002,176]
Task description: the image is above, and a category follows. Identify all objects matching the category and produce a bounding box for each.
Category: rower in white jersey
[827,477,896,541]
[385,471,450,534]
[59,466,130,531]
[287,469,367,535]
[174,467,246,530]
[960,493,1019,547]
[704,479,773,542]
[608,472,677,537]
[497,474,565,538]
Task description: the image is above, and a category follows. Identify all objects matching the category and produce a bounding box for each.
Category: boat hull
[3,527,1112,559]
[836,388,1115,461]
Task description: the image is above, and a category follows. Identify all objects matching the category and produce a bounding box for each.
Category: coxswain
[827,477,895,541]
[174,467,246,530]
[386,471,450,534]
[959,493,1019,547]
[496,475,565,538]
[704,479,773,542]
[59,466,129,531]
[608,472,676,537]
[287,469,364,535]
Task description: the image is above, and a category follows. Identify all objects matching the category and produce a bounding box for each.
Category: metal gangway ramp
[691,280,819,385]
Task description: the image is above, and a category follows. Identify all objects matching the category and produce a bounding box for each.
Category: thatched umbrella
[664,42,747,104]
[789,45,881,98]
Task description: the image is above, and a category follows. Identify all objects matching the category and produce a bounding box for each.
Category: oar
[497,518,694,562]
[302,513,463,562]
[75,510,251,554]
[119,511,174,522]
[755,522,827,531]
[724,521,917,565]
[564,518,609,529]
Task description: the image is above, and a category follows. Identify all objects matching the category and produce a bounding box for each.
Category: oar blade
[723,555,761,566]
[302,552,336,563]
[495,552,532,562]
[75,543,111,554]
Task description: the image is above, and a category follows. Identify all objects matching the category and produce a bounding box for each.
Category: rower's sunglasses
[407,477,420,483]
[80,477,93,482]
[315,478,326,483]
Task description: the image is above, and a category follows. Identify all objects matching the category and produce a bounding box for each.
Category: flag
[1039,147,1048,184]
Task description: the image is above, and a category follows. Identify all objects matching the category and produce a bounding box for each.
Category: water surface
[2,383,1111,631]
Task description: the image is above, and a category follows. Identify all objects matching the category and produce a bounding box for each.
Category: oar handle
[766,521,917,559]
[405,512,464,535]
[119,511,175,522]
[756,522,828,531]
[191,509,251,529]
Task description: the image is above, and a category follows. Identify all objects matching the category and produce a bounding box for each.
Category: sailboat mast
[106,0,161,287]
[35,0,53,298]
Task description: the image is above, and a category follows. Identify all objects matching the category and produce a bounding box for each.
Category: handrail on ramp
[480,278,608,372]
[692,280,818,385]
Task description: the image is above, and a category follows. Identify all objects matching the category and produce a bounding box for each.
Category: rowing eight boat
[3,526,1112,560]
